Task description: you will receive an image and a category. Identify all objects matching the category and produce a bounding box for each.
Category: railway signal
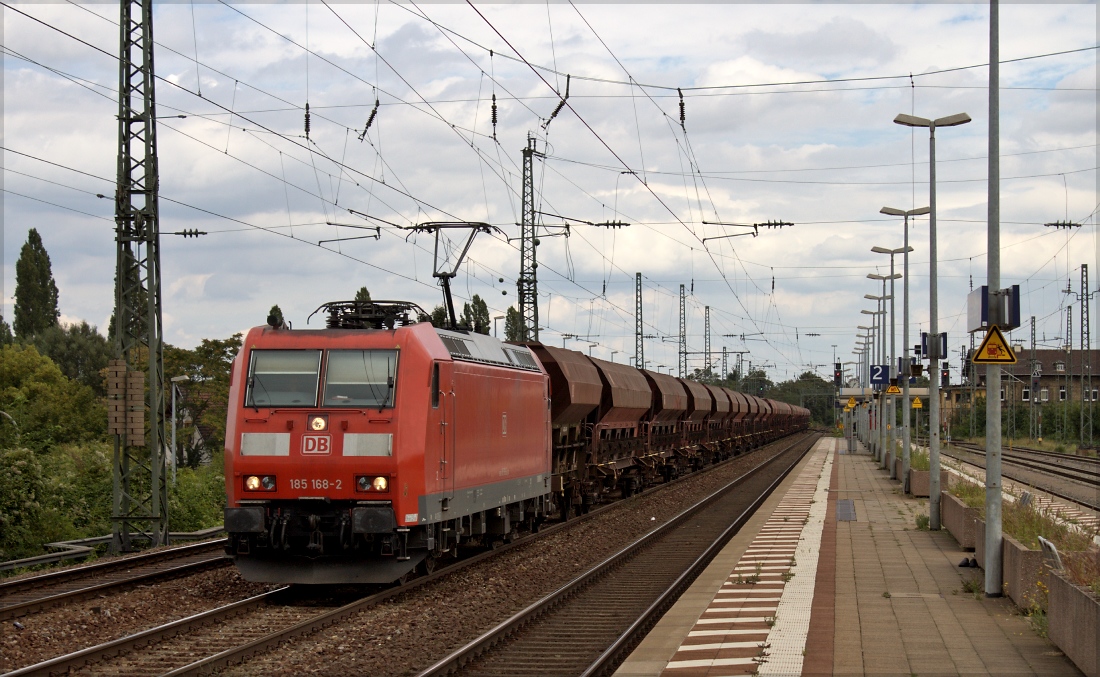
[834,363,842,387]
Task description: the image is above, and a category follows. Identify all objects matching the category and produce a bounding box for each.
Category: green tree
[354,287,372,303]
[169,451,226,531]
[429,304,449,328]
[163,334,243,467]
[460,295,491,334]
[268,304,284,327]
[504,306,523,342]
[0,344,106,452]
[0,447,50,559]
[14,228,60,339]
[0,317,13,346]
[32,322,113,397]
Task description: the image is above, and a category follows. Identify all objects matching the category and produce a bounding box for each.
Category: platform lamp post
[862,305,887,462]
[870,268,904,480]
[895,111,971,533]
[880,208,929,494]
[855,338,871,445]
[169,375,190,484]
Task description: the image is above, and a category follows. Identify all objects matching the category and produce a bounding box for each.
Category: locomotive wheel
[421,555,437,575]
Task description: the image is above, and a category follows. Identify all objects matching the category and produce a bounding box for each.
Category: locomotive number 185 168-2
[289,478,342,490]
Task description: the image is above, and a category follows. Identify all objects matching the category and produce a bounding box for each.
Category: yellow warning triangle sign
[912,397,923,409]
[847,397,857,407]
[886,384,902,395]
[973,325,1017,364]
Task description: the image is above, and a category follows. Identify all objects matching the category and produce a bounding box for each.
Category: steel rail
[0,539,225,595]
[0,546,227,625]
[582,435,816,676]
[3,588,288,677]
[943,444,1100,512]
[947,442,1100,485]
[417,432,819,676]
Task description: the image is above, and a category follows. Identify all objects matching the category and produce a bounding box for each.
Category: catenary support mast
[111,0,168,551]
[518,134,540,341]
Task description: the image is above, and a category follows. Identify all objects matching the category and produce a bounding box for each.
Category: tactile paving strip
[661,441,834,676]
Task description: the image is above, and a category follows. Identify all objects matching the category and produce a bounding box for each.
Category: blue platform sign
[870,364,890,385]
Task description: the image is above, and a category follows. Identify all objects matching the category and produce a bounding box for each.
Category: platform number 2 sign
[870,365,889,385]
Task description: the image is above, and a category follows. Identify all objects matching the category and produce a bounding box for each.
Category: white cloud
[3,2,1095,378]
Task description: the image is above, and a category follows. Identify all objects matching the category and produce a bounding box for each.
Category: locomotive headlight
[356,475,389,492]
[244,475,276,491]
[308,415,328,432]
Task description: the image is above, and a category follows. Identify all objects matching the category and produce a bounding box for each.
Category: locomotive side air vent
[440,336,472,357]
[506,348,538,369]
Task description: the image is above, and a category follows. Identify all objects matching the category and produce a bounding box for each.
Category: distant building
[942,348,1100,410]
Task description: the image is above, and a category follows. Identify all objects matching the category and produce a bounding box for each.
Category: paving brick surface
[829,444,1082,676]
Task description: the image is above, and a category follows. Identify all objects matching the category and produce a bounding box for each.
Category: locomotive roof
[435,328,542,372]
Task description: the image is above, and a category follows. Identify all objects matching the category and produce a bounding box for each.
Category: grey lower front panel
[235,551,427,585]
[418,472,548,525]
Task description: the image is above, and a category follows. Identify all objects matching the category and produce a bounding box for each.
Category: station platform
[615,436,1082,677]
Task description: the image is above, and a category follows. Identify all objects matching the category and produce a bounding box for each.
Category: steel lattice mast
[635,272,643,370]
[517,134,540,341]
[1082,265,1092,445]
[704,306,711,377]
[679,284,687,378]
[111,0,168,551]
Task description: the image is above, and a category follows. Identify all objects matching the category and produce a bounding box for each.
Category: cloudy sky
[3,1,1096,384]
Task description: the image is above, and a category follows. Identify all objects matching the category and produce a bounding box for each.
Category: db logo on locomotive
[301,434,332,455]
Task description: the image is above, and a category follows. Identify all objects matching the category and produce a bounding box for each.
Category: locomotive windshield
[245,350,322,407]
[323,349,398,408]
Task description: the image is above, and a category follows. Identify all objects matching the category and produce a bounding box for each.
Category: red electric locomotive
[223,299,812,585]
[224,302,551,584]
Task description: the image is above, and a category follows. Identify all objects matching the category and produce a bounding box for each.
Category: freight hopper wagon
[223,302,552,584]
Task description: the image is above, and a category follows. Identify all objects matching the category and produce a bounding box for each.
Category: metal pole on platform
[880,210,928,493]
[983,0,1004,596]
[894,110,970,531]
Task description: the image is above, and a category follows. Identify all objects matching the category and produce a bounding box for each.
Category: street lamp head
[894,113,931,128]
[881,206,931,217]
[170,375,191,383]
[894,112,970,130]
[935,112,972,127]
[871,245,913,255]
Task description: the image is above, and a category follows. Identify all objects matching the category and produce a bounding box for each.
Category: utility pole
[517,134,542,341]
[1083,265,1093,446]
[110,0,168,551]
[1067,308,1073,439]
[635,272,644,370]
[1030,316,1037,440]
[722,346,728,381]
[704,306,711,377]
[679,284,687,378]
[1069,265,1095,445]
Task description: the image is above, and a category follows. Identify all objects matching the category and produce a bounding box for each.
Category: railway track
[420,432,819,677]
[943,441,1100,511]
[0,540,229,622]
[8,433,815,677]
